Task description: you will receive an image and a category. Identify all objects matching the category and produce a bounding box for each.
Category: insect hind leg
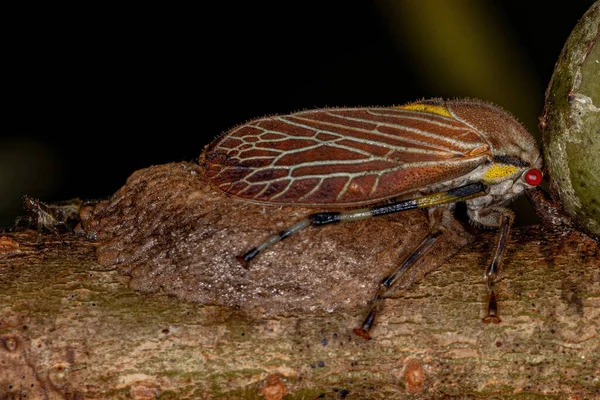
[236,218,314,267]
[237,182,487,267]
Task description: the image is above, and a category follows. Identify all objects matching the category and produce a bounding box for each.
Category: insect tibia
[448,182,487,198]
[481,210,513,323]
[308,212,342,226]
[236,219,313,267]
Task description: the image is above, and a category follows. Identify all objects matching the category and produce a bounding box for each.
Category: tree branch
[1,162,598,399]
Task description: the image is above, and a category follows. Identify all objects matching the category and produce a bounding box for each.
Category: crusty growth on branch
[1,162,599,399]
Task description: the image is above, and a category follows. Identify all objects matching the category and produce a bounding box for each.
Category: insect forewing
[202,103,492,206]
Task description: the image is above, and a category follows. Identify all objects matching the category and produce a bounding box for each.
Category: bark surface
[1,164,599,399]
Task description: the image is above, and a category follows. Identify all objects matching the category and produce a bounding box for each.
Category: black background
[2,1,595,227]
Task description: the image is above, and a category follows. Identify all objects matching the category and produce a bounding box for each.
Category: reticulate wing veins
[204,107,490,206]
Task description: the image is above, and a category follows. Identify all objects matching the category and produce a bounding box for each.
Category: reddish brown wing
[201,107,491,206]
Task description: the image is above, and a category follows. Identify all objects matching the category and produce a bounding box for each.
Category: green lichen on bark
[542,1,600,240]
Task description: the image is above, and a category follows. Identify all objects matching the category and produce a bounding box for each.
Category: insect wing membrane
[203,106,490,206]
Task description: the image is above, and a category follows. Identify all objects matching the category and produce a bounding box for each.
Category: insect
[200,98,543,339]
[15,196,83,243]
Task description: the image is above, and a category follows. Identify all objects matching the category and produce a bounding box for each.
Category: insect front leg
[468,206,515,323]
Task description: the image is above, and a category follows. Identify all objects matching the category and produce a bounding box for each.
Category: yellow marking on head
[483,163,518,181]
[396,102,453,118]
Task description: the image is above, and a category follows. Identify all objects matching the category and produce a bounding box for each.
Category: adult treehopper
[201,98,543,339]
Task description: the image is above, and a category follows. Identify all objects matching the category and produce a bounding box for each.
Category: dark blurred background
[2,1,596,227]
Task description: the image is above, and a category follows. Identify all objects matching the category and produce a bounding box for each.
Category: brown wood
[1,169,598,398]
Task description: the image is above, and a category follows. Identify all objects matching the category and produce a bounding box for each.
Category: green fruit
[542,1,600,240]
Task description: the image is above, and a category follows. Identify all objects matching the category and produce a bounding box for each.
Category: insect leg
[237,182,487,267]
[482,210,514,323]
[236,218,312,266]
[353,224,447,340]
[236,208,387,267]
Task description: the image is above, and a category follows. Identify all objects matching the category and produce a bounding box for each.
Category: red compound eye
[523,168,543,186]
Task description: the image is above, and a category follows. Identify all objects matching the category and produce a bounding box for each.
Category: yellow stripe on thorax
[483,163,518,182]
[396,102,453,118]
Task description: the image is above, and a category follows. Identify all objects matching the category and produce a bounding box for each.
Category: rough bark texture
[1,163,599,399]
